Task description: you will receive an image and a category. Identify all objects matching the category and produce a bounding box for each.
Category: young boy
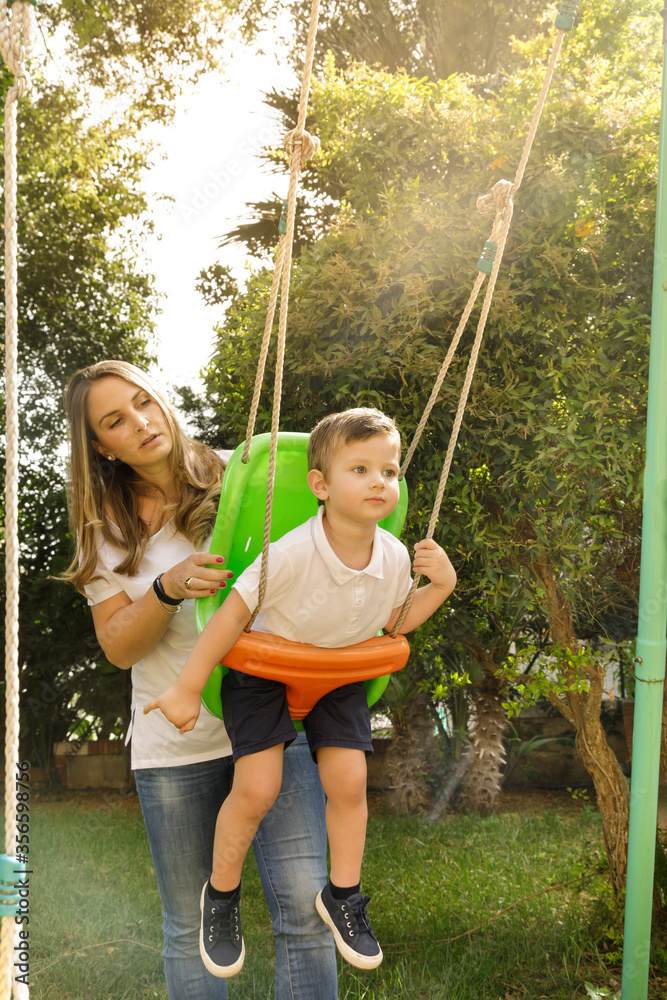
[145,408,456,978]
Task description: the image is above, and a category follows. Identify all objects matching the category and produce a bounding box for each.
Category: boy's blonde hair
[307,407,400,479]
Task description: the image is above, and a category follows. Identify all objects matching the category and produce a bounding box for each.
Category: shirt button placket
[349,575,366,629]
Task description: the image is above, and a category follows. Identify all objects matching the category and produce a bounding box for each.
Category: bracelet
[154,589,181,615]
[153,574,184,606]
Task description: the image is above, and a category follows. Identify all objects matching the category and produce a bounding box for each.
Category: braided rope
[399,269,486,479]
[0,0,32,77]
[245,0,321,628]
[392,28,567,636]
[242,237,287,462]
[1,3,34,995]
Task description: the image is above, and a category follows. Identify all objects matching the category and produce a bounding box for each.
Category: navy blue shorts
[220,668,373,762]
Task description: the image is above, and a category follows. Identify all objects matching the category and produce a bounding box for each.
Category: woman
[63,359,337,1000]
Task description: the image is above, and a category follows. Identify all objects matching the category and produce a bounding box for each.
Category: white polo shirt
[83,451,234,771]
[84,520,232,770]
[232,506,412,646]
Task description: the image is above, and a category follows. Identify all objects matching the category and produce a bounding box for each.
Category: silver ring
[184,577,194,592]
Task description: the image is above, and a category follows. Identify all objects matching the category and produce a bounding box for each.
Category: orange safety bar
[222,631,411,720]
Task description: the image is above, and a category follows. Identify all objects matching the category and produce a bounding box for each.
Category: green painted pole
[620,7,667,999]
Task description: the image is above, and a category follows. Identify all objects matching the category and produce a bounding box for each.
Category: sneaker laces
[205,896,241,946]
[341,893,375,941]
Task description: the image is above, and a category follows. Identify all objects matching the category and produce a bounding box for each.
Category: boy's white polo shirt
[232,505,412,647]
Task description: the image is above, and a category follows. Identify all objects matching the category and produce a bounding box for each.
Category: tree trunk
[385,687,439,814]
[458,653,508,817]
[661,675,667,773]
[530,555,630,895]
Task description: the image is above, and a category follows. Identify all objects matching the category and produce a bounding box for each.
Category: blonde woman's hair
[62,360,225,592]
[307,407,400,480]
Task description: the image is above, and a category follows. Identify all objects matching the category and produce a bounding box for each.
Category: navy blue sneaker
[316,883,383,969]
[199,883,245,978]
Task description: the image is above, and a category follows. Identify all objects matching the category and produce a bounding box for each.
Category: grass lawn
[23,786,667,999]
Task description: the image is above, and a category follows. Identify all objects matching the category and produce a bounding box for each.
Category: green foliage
[14,467,133,780]
[500,643,599,718]
[0,66,157,772]
[217,0,658,261]
[3,0,296,773]
[9,77,156,386]
[584,983,620,1000]
[192,0,653,733]
[595,879,626,966]
[31,792,635,1000]
[285,0,551,80]
[654,828,667,911]
[39,0,268,119]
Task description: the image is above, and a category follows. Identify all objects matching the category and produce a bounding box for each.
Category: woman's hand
[144,684,202,734]
[159,551,233,602]
[90,551,235,670]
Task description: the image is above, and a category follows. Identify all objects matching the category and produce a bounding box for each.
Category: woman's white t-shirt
[84,519,232,770]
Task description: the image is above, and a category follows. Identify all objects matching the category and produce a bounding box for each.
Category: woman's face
[86,375,174,474]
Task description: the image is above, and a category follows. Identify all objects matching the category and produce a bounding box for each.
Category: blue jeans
[134,733,337,1000]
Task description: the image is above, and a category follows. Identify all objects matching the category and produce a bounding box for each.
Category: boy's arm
[143,589,251,733]
[385,539,456,635]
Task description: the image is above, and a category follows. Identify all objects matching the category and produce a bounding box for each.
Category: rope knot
[0,0,34,80]
[283,128,320,168]
[476,179,514,216]
[13,65,30,98]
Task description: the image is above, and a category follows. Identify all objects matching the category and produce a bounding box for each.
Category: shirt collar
[311,505,385,586]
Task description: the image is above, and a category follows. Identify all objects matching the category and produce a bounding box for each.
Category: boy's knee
[236,774,281,819]
[318,747,366,790]
[326,771,367,810]
[344,778,368,808]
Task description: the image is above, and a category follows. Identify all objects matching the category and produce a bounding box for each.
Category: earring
[106,455,114,461]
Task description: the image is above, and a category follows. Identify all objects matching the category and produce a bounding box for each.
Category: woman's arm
[91,551,232,669]
[92,589,170,670]
[143,589,251,733]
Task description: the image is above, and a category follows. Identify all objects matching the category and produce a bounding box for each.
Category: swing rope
[236,0,577,634]
[1,1,34,995]
[244,0,321,629]
[391,17,573,636]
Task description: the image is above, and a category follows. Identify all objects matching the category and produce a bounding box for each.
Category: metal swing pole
[620,5,667,998]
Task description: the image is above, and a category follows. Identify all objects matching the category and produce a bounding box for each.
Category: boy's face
[308,432,401,526]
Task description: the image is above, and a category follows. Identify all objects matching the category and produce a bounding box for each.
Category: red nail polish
[227,572,234,579]
[216,557,224,563]
[210,589,216,595]
[218,582,227,588]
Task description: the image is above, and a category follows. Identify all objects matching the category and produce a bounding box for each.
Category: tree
[210,0,554,262]
[0,63,157,777]
[40,0,270,120]
[286,0,550,80]
[193,0,656,889]
[15,466,133,782]
[3,0,280,775]
[2,1,303,777]
[214,0,636,263]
